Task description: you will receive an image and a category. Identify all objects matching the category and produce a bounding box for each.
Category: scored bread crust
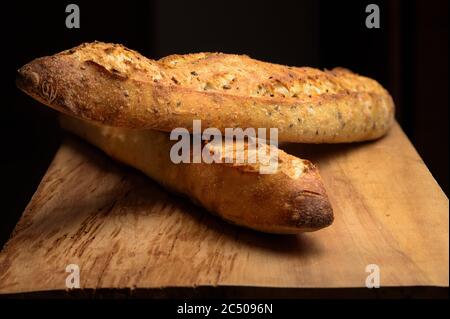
[17,42,395,143]
[60,115,334,234]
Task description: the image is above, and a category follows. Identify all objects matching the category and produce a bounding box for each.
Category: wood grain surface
[0,122,448,296]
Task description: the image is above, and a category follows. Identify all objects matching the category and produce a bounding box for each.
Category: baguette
[59,115,334,233]
[17,42,394,143]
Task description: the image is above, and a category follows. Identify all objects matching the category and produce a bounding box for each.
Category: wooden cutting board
[0,122,448,297]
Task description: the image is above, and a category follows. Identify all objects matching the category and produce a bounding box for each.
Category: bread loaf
[60,115,334,233]
[17,42,394,143]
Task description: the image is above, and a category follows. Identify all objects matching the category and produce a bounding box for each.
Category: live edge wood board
[0,122,448,297]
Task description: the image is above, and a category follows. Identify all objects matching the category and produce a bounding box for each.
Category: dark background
[0,0,448,248]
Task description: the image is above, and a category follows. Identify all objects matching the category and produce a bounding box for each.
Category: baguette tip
[16,66,32,92]
[16,60,60,108]
[292,193,334,231]
[16,63,42,98]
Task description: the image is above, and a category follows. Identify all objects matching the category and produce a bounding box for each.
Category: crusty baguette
[17,41,394,143]
[59,114,334,233]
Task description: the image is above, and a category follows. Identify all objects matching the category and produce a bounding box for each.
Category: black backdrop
[1,0,448,247]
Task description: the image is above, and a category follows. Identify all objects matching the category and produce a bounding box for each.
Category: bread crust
[60,115,334,233]
[17,42,395,143]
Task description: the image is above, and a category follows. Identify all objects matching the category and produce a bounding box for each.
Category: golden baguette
[17,42,394,143]
[60,115,334,233]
